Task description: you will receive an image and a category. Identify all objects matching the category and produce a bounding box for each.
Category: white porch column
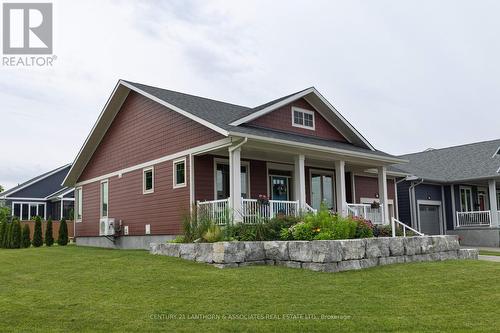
[378,166,389,224]
[294,155,306,209]
[488,179,499,227]
[60,199,64,220]
[230,147,242,222]
[334,160,347,217]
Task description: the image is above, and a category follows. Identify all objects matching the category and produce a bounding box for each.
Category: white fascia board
[228,131,406,164]
[4,164,71,199]
[229,87,375,151]
[62,81,125,187]
[120,81,229,137]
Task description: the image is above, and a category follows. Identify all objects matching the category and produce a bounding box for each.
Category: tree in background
[0,221,5,248]
[21,224,31,248]
[0,184,4,193]
[5,222,13,248]
[45,218,54,246]
[32,216,43,247]
[11,219,21,248]
[58,218,69,246]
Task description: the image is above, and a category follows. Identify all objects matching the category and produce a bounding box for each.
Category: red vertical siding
[248,98,347,142]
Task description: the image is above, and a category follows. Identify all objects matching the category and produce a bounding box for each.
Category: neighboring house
[392,139,500,246]
[63,80,406,249]
[0,164,75,221]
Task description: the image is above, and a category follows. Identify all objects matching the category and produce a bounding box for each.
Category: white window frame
[143,167,155,194]
[11,201,46,220]
[459,186,473,212]
[173,157,187,189]
[291,106,315,130]
[75,186,83,222]
[100,180,109,218]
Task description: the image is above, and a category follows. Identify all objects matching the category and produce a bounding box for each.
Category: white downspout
[409,179,424,231]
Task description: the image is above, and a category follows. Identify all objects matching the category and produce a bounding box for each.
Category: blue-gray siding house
[392,139,500,247]
[0,164,74,221]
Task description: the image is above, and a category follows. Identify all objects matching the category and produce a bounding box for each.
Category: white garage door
[419,205,441,235]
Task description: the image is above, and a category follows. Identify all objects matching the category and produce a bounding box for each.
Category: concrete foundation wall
[448,228,500,247]
[150,236,478,273]
[77,235,176,250]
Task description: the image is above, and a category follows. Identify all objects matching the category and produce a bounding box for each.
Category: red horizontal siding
[354,175,395,203]
[248,98,347,142]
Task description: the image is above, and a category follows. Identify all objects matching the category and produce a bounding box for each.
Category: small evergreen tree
[21,224,31,248]
[5,222,13,248]
[57,218,69,246]
[0,222,5,249]
[11,219,21,248]
[45,218,54,246]
[32,216,43,247]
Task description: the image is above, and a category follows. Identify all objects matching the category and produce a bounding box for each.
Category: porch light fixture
[375,193,379,198]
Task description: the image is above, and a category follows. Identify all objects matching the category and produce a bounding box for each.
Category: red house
[63,80,406,248]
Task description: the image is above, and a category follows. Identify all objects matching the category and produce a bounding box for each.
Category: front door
[311,173,334,210]
[270,176,289,201]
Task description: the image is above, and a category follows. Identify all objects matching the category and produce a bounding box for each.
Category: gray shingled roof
[124,81,399,160]
[390,139,500,182]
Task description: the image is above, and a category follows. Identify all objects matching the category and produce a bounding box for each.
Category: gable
[247,98,348,142]
[78,91,224,182]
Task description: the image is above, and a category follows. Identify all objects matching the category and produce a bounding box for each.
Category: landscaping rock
[213,263,238,269]
[428,236,447,253]
[340,239,366,260]
[288,241,312,262]
[265,259,275,266]
[276,261,302,269]
[458,248,478,260]
[195,243,214,263]
[263,241,289,261]
[179,243,198,260]
[406,254,432,263]
[379,256,405,266]
[311,240,342,263]
[302,262,338,272]
[445,236,460,251]
[238,261,266,267]
[337,260,362,271]
[163,243,181,257]
[404,237,423,255]
[213,242,245,263]
[244,242,265,261]
[365,238,390,258]
[388,237,404,256]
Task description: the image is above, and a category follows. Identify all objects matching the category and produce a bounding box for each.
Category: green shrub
[229,223,257,241]
[202,225,223,243]
[0,206,10,224]
[32,216,43,247]
[11,219,21,248]
[169,236,186,243]
[0,222,5,248]
[45,218,54,246]
[57,218,69,246]
[355,218,374,238]
[3,222,12,248]
[21,224,31,248]
[329,217,357,239]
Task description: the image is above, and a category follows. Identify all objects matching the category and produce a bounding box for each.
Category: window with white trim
[143,167,154,194]
[12,202,45,220]
[173,158,186,188]
[460,187,473,212]
[292,107,315,130]
[100,180,109,218]
[75,187,83,221]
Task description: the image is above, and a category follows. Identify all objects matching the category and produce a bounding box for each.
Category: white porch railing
[197,198,230,225]
[456,210,491,227]
[304,203,317,214]
[346,203,385,224]
[391,217,424,237]
[241,199,299,223]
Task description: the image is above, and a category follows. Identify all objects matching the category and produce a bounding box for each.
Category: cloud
[1,0,499,189]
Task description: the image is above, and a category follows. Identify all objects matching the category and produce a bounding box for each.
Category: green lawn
[479,250,500,256]
[0,247,499,333]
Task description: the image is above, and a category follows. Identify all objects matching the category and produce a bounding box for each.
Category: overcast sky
[1,0,499,190]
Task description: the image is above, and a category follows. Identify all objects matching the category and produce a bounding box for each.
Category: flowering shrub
[257,194,269,205]
[279,204,373,241]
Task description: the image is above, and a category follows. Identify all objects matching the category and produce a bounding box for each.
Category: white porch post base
[488,179,499,227]
[230,147,242,223]
[378,166,389,224]
[335,160,347,217]
[294,154,306,210]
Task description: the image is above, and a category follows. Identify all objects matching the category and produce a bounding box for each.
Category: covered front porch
[193,138,398,225]
[454,179,500,228]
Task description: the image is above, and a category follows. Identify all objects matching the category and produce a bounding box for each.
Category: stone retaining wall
[150,236,478,272]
